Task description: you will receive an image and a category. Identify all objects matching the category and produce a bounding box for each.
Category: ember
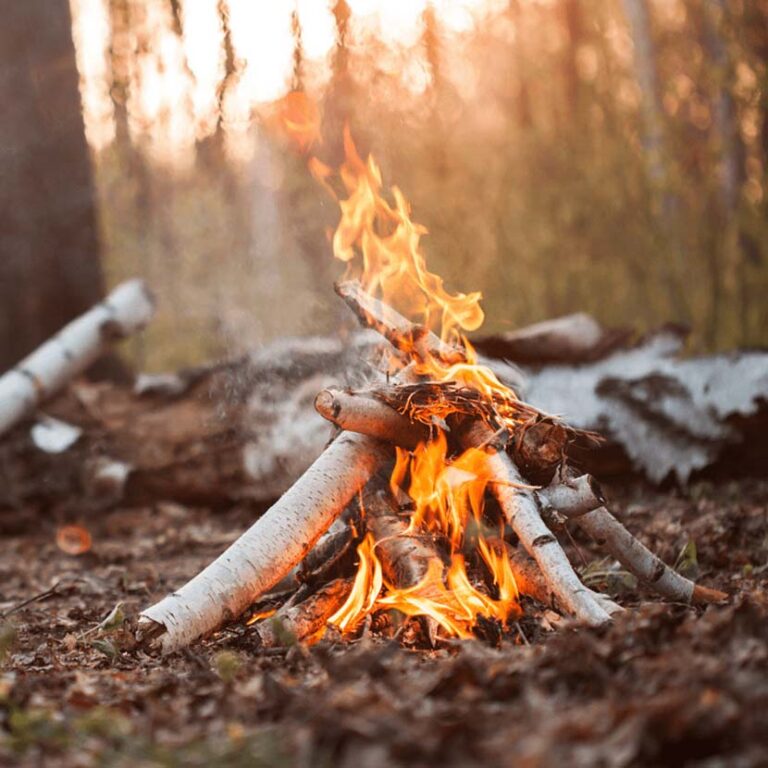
[137,102,727,653]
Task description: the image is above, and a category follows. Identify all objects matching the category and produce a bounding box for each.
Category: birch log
[575,506,727,604]
[461,422,614,626]
[537,474,605,518]
[140,432,391,652]
[0,279,154,437]
[362,479,445,588]
[315,387,429,449]
[254,578,353,648]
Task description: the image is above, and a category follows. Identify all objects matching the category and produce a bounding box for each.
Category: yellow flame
[276,93,524,640]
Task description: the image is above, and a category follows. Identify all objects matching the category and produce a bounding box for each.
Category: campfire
[137,112,726,653]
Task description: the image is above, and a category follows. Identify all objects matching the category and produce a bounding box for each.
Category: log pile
[138,282,728,653]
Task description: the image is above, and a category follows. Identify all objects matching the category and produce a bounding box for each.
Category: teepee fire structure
[138,114,726,653]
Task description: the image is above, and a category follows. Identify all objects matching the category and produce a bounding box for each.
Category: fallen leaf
[56,525,92,556]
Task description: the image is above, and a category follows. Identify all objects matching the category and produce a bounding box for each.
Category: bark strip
[461,422,613,626]
[575,506,727,604]
[139,432,391,652]
[315,387,429,449]
[0,279,154,437]
[254,578,353,648]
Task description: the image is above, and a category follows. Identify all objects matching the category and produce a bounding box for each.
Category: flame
[276,92,527,641]
[328,436,520,638]
[269,91,322,153]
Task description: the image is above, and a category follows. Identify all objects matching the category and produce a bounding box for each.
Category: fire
[329,434,520,638]
[276,91,527,641]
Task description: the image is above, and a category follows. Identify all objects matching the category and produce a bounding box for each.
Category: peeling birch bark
[576,506,727,605]
[139,432,391,652]
[315,387,429,449]
[0,279,154,438]
[461,422,613,626]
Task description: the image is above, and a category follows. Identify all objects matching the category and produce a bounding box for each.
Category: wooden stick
[460,422,613,626]
[254,578,353,648]
[315,387,429,449]
[488,539,622,616]
[361,478,444,644]
[335,280,464,364]
[0,279,154,437]
[362,478,445,589]
[537,474,605,518]
[139,432,391,652]
[575,506,727,604]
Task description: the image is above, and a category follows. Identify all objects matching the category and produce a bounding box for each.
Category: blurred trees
[0,0,104,370]
[66,0,768,369]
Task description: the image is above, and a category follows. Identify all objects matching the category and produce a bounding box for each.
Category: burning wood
[139,433,390,652]
[138,121,728,652]
[252,578,352,648]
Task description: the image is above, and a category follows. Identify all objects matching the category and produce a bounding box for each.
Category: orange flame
[268,91,322,153]
[276,92,526,641]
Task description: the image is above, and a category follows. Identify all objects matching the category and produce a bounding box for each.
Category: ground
[1,481,766,767]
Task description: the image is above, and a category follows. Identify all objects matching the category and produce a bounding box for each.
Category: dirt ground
[1,480,766,767]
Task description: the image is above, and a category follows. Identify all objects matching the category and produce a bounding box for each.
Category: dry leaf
[56,525,92,556]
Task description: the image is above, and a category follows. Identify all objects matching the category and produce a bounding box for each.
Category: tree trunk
[0,0,105,371]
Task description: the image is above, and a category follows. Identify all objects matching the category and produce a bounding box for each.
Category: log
[254,578,353,648]
[490,540,622,617]
[460,421,614,626]
[537,474,605,518]
[0,279,154,438]
[575,506,727,605]
[361,478,445,589]
[472,313,632,365]
[335,280,526,392]
[315,387,429,449]
[139,432,391,652]
[335,280,463,365]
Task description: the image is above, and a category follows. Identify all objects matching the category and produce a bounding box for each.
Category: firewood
[532,470,726,604]
[361,477,445,645]
[335,280,464,365]
[315,387,429,449]
[267,521,353,594]
[0,280,154,438]
[361,478,445,589]
[334,280,526,392]
[253,578,353,648]
[459,421,615,626]
[537,474,605,518]
[138,432,391,652]
[575,506,728,604]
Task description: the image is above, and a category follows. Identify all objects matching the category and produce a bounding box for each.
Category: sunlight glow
[69,0,511,159]
[69,0,115,151]
[180,0,225,140]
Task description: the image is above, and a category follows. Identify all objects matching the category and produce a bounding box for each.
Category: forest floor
[1,480,766,767]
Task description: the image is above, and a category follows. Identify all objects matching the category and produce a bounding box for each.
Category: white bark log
[0,279,154,438]
[315,387,428,449]
[537,474,605,518]
[462,423,613,626]
[140,432,391,652]
[576,506,726,604]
